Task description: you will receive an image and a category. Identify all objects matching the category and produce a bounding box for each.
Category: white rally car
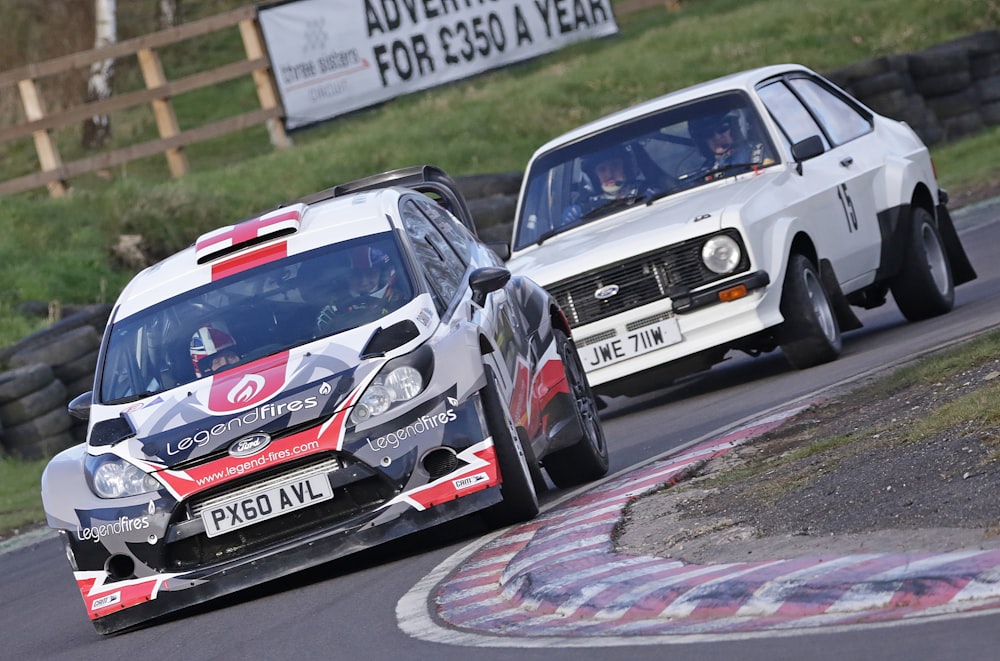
[504,64,976,397]
[41,167,608,634]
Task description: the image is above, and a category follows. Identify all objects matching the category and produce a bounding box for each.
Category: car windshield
[98,233,413,404]
[513,91,779,250]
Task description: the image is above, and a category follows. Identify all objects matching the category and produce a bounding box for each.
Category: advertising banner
[258,0,619,130]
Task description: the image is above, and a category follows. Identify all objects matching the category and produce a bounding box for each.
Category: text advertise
[258,0,619,129]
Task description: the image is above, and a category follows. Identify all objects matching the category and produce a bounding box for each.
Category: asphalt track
[399,403,1000,645]
[395,197,1000,646]
[4,198,999,658]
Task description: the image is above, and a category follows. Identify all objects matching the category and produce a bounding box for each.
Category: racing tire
[0,363,55,404]
[1,406,73,452]
[7,325,100,370]
[0,378,67,427]
[777,253,842,369]
[543,329,610,489]
[53,349,99,383]
[480,367,539,528]
[2,430,75,460]
[889,206,955,321]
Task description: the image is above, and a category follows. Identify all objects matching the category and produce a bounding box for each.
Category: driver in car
[562,146,654,224]
[689,111,773,179]
[316,245,404,332]
[189,324,242,377]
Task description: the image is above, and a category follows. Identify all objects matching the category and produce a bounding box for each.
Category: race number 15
[837,183,859,232]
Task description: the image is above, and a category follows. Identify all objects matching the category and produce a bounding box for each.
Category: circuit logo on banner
[257,0,618,130]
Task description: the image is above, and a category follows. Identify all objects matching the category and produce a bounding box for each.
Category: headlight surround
[702,234,742,274]
[349,346,433,426]
[86,454,161,499]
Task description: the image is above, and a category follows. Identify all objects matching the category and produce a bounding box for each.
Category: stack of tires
[826,30,1000,147]
[0,305,110,460]
[455,172,522,243]
[908,33,994,143]
[826,53,939,142]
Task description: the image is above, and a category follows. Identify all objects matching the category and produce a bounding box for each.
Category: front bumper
[77,485,501,634]
[56,390,507,632]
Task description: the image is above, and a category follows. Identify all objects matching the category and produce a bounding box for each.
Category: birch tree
[158,0,181,29]
[82,0,116,149]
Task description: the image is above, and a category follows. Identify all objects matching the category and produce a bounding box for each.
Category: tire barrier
[826,29,1000,145]
[0,305,110,459]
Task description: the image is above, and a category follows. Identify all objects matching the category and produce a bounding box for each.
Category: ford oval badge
[594,284,620,300]
[229,433,271,458]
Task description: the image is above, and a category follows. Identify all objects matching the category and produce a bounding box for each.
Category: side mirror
[791,135,825,174]
[469,266,511,307]
[68,390,93,421]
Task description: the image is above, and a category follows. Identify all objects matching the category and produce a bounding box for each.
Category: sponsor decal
[365,408,457,451]
[207,351,290,413]
[453,472,489,490]
[77,515,151,542]
[416,307,433,327]
[229,432,272,458]
[166,396,319,456]
[91,591,121,611]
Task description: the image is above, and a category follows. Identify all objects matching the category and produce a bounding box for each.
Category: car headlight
[702,234,742,274]
[349,346,433,426]
[86,454,161,498]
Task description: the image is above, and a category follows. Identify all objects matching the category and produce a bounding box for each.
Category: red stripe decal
[211,241,287,281]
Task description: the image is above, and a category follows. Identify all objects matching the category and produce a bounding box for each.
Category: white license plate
[582,318,682,369]
[201,474,333,538]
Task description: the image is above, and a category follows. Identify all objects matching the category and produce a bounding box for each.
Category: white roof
[113,188,403,318]
[529,64,810,158]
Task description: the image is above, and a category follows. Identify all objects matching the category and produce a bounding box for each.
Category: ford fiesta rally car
[41,167,609,634]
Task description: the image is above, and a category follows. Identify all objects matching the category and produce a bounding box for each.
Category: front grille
[165,453,395,569]
[548,230,749,327]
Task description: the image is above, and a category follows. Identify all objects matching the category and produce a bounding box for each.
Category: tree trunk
[158,0,181,30]
[81,0,116,149]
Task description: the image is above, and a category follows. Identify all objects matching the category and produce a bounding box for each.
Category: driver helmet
[189,324,237,377]
[582,145,633,196]
[346,246,390,295]
[689,110,745,155]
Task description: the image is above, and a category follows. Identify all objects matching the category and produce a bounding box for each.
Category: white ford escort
[504,64,976,397]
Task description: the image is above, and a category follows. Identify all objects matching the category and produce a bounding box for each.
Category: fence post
[137,47,190,178]
[17,79,68,198]
[239,16,291,149]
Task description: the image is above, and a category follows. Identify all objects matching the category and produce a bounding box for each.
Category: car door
[757,76,883,291]
[399,196,522,396]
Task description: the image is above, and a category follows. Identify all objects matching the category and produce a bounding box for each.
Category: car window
[514,92,777,251]
[98,234,413,403]
[757,80,830,150]
[787,77,872,146]
[412,196,474,264]
[400,198,466,309]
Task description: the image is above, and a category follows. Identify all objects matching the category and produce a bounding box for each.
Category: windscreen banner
[257,0,619,130]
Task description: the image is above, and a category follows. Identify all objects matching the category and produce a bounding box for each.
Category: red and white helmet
[189,324,237,377]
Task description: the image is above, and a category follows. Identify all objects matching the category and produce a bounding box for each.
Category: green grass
[0,458,48,538]
[0,0,999,535]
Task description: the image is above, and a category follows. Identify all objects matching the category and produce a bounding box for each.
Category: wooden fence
[0,1,670,199]
[0,5,289,198]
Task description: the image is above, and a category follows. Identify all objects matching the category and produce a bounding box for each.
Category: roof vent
[195,204,305,264]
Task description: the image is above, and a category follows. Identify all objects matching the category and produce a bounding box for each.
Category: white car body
[506,64,975,396]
